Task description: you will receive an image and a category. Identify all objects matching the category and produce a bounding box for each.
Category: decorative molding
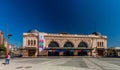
[23,33,38,37]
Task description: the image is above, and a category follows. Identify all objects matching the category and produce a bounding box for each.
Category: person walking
[5,53,10,64]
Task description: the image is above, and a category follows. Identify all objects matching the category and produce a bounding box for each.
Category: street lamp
[5,34,12,55]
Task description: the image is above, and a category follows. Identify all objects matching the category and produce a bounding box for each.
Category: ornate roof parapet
[45,33,107,39]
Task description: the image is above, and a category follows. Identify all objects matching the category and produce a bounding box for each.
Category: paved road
[0,57,120,70]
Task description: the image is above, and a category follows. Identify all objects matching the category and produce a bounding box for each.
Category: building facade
[9,44,17,52]
[106,47,120,57]
[0,31,4,44]
[22,29,107,57]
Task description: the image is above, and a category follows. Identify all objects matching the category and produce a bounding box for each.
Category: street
[0,57,120,70]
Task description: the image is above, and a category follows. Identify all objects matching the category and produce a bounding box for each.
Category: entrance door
[48,52,59,56]
[64,50,73,56]
[78,50,88,56]
[48,41,59,56]
[63,42,74,56]
[28,50,36,56]
[78,42,88,56]
[97,50,104,56]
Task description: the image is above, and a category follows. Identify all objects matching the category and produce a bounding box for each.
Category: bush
[0,44,6,51]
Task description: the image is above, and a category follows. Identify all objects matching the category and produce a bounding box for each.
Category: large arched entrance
[48,41,59,56]
[78,42,88,56]
[63,42,74,56]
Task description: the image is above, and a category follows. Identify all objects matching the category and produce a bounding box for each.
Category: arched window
[34,40,36,46]
[64,42,73,47]
[78,42,88,48]
[97,42,99,47]
[48,41,59,47]
[28,40,30,46]
[99,42,100,47]
[100,42,102,47]
[102,42,104,47]
[31,40,33,46]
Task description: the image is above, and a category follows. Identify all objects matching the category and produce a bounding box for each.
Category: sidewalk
[1,57,120,70]
[0,58,90,70]
[0,61,85,70]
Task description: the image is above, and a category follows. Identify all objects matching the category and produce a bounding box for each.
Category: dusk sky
[0,0,120,47]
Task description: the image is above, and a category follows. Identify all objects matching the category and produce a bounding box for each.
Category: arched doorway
[63,42,74,56]
[48,41,59,56]
[78,42,88,56]
[28,50,36,56]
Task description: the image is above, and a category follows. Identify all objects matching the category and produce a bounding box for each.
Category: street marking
[25,66,32,69]
[16,66,23,69]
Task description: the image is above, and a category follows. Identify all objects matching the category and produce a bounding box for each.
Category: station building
[22,29,107,57]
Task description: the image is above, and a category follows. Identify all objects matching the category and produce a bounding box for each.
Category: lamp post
[5,34,12,55]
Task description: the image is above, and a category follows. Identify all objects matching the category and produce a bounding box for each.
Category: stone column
[45,51,48,56]
[59,52,63,56]
[35,49,38,57]
[118,52,120,56]
[74,50,78,56]
[90,50,92,56]
[88,50,92,56]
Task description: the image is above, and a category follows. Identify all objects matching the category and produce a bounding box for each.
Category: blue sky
[0,0,120,47]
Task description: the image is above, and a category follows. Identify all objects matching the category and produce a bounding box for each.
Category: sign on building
[39,33,45,52]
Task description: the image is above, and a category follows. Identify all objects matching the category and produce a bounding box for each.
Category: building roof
[92,32,101,36]
[58,32,68,34]
[110,47,120,49]
[27,29,39,33]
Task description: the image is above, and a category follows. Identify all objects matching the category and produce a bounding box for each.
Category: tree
[107,49,117,57]
[0,44,6,55]
[0,44,6,51]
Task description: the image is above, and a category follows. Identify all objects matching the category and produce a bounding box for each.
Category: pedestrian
[5,53,10,64]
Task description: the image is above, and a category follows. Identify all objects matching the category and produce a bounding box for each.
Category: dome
[92,32,101,36]
[28,29,39,33]
[58,32,68,34]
